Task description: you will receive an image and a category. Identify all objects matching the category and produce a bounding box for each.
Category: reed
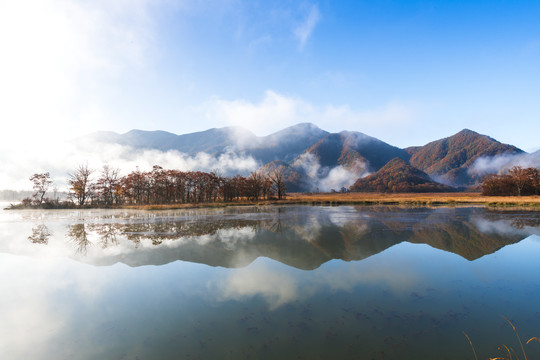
[502,316,528,360]
[463,331,479,360]
[465,317,539,360]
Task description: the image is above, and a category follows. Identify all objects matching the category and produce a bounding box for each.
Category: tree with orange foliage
[68,164,94,206]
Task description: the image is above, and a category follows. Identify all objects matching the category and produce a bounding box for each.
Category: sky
[1,0,540,189]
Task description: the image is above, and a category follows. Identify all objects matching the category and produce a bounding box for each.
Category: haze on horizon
[1,0,540,190]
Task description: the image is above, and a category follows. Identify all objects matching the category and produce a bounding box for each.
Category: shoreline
[4,192,540,210]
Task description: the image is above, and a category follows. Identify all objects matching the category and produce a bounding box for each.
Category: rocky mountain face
[86,124,529,192]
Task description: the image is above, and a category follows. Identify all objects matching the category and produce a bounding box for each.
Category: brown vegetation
[285,192,540,207]
[407,129,523,185]
[481,166,540,196]
[350,158,456,193]
[19,164,287,208]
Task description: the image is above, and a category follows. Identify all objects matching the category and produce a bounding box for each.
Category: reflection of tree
[266,218,283,233]
[67,223,92,255]
[120,220,260,246]
[87,223,120,248]
[28,224,52,245]
[511,217,540,229]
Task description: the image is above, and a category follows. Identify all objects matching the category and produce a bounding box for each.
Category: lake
[0,204,539,359]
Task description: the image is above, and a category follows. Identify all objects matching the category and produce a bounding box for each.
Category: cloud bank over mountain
[470,151,540,176]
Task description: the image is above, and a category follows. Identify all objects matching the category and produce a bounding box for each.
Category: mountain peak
[266,122,327,138]
[456,128,478,136]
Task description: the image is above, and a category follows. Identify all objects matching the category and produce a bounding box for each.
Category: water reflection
[28,224,51,245]
[67,223,92,255]
[38,207,537,269]
[1,205,539,359]
[0,206,535,269]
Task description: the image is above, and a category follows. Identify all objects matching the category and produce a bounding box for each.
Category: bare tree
[29,172,53,204]
[509,166,528,196]
[96,165,121,206]
[270,168,286,200]
[68,163,94,206]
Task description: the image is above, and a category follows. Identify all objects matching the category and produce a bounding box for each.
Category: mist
[293,153,370,192]
[469,151,540,176]
[0,137,260,192]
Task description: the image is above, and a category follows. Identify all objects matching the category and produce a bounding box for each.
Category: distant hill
[86,123,329,164]
[350,158,456,193]
[406,129,523,185]
[244,123,329,163]
[87,127,257,154]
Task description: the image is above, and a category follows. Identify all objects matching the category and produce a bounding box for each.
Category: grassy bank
[284,192,540,207]
[5,192,540,210]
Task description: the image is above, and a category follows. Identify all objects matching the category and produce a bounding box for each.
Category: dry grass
[118,192,540,210]
[465,317,539,360]
[10,192,537,211]
[283,192,540,207]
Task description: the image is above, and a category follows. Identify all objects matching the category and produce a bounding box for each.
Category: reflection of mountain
[55,207,534,270]
[407,208,525,260]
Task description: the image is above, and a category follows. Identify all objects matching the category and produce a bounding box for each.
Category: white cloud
[292,153,370,192]
[470,152,540,176]
[294,3,320,50]
[203,90,423,137]
[205,90,312,135]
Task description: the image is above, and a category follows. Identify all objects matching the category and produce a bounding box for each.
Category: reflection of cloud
[216,227,257,249]
[315,264,420,294]
[291,219,322,242]
[0,293,63,359]
[473,218,540,237]
[0,255,103,358]
[215,244,425,310]
[215,262,298,310]
[0,251,127,358]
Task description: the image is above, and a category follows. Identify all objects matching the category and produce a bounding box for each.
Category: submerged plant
[464,317,539,360]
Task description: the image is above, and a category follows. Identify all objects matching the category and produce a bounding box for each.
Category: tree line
[481,166,540,196]
[25,164,286,207]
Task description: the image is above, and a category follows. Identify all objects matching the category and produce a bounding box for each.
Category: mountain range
[86,123,528,192]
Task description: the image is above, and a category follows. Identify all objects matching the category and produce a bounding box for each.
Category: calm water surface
[0,204,539,359]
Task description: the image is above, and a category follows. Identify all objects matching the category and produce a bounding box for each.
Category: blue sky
[1,0,540,188]
[113,0,540,150]
[2,0,540,149]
